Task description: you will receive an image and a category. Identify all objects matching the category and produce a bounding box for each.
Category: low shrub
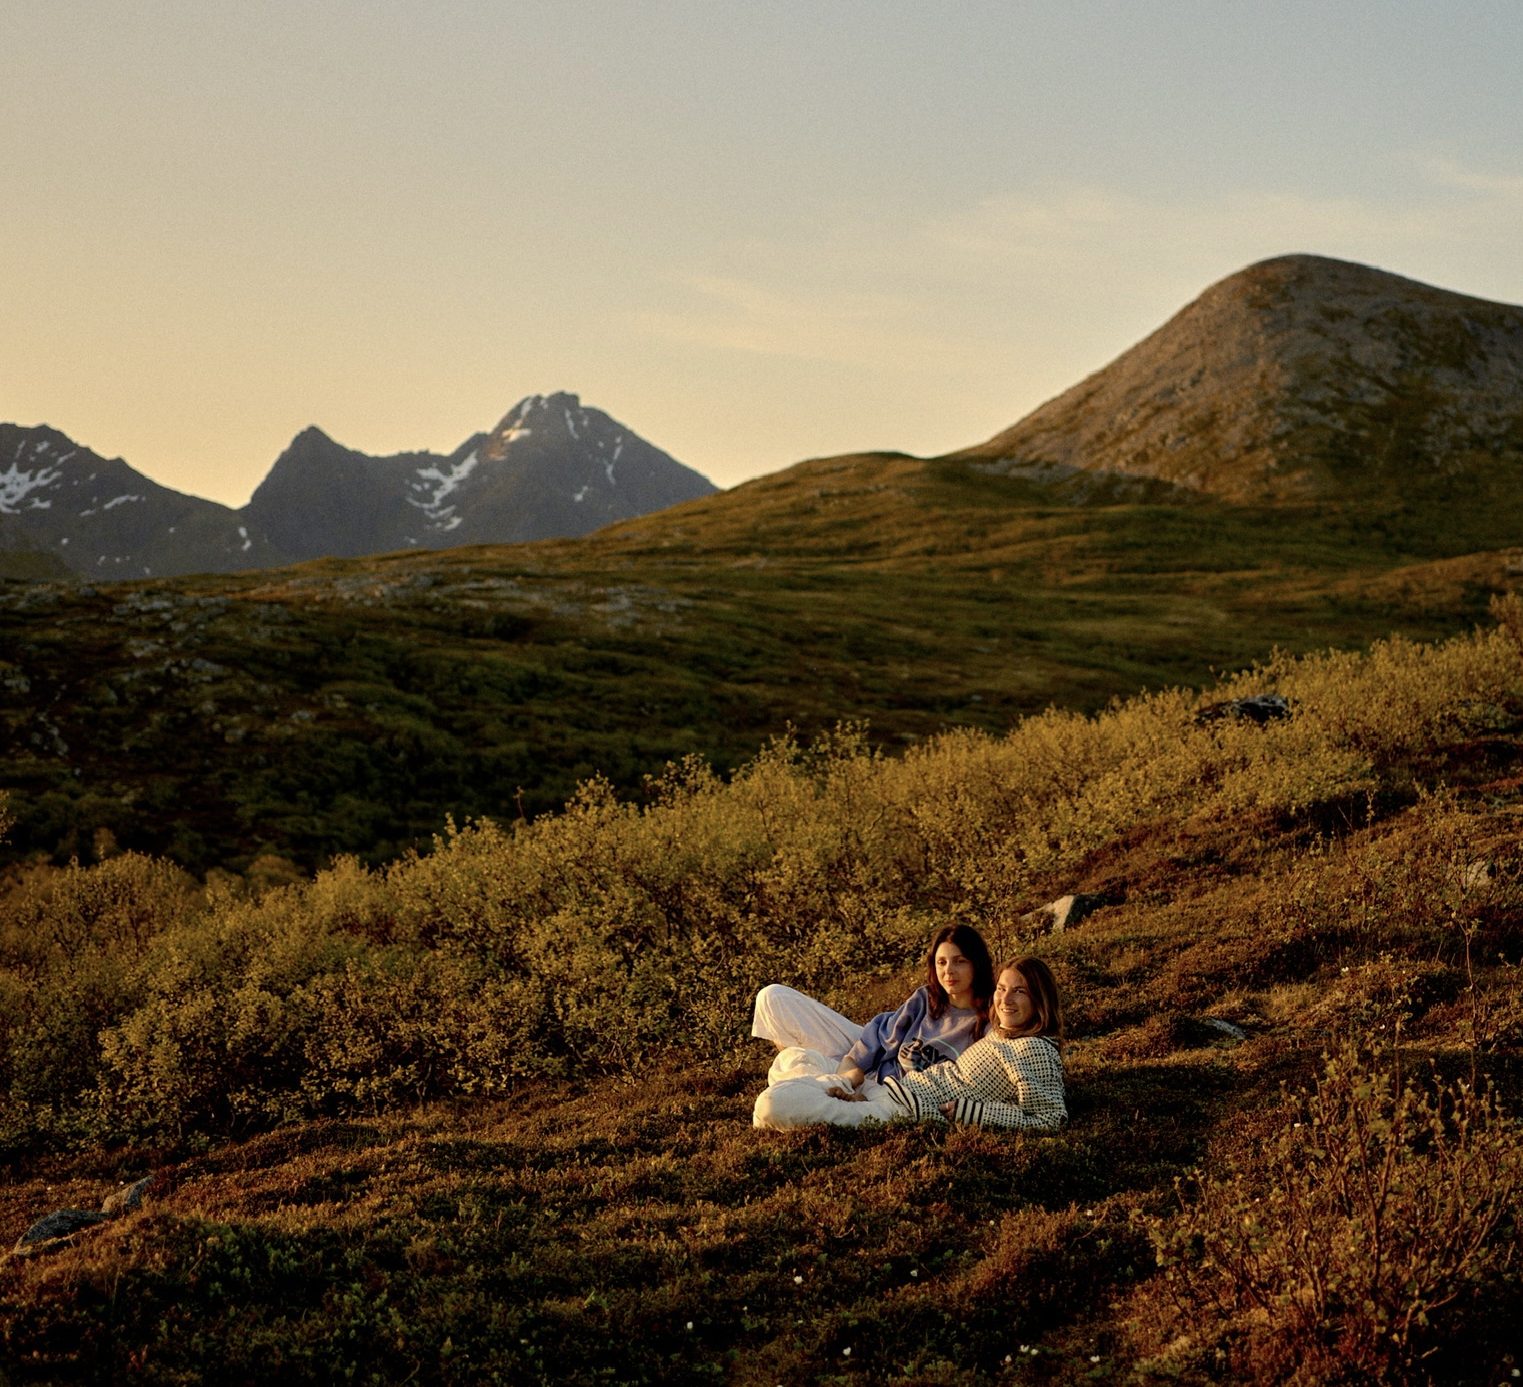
[1148,1042,1523,1383]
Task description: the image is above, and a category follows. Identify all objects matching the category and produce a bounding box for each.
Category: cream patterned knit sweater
[882,1032,1066,1131]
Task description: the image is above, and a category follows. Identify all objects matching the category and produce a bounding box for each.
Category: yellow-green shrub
[6,609,1522,1147]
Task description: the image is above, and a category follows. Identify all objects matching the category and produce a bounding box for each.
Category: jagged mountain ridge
[0,425,289,579]
[0,394,716,578]
[244,393,716,561]
[951,254,1523,502]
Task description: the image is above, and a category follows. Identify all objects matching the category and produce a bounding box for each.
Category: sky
[4,1,1522,508]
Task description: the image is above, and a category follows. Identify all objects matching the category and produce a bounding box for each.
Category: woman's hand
[939,1101,957,1120]
[827,1086,868,1103]
[835,1064,866,1091]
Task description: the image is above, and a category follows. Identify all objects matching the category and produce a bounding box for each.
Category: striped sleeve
[882,1075,942,1123]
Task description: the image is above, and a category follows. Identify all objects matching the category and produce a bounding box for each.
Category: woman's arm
[839,987,930,1084]
[943,1038,1066,1131]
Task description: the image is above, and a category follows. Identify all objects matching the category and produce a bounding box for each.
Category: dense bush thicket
[2,603,1521,1151]
[1150,1042,1522,1382]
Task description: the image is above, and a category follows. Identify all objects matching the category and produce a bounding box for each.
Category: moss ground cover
[3,602,1523,1382]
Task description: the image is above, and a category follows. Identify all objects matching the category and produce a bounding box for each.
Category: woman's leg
[765,1046,837,1087]
[752,1075,902,1130]
[751,984,859,1060]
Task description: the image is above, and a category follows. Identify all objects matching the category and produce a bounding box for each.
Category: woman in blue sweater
[751,924,995,1127]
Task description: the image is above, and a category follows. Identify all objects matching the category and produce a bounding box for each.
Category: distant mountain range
[0,393,716,579]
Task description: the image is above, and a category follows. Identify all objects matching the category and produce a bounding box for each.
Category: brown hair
[996,957,1064,1047]
[924,923,995,1034]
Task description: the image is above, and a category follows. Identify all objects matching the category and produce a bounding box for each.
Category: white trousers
[751,985,901,1129]
[750,984,860,1062]
[752,1048,902,1129]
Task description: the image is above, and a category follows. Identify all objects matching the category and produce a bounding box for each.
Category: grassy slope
[2,617,1522,1384]
[3,453,1519,876]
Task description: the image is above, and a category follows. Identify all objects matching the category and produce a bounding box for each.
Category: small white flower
[1090,1355,1101,1363]
[909,1269,918,1278]
[842,1348,852,1357]
[686,1322,694,1332]
[793,1275,803,1285]
[1004,1354,1013,1363]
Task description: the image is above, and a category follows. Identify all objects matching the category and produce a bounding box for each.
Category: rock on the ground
[12,1208,108,1256]
[1024,892,1110,933]
[1199,1017,1248,1043]
[101,1175,154,1216]
[1194,693,1291,725]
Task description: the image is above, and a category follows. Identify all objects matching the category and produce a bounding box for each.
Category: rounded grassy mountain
[951,254,1523,504]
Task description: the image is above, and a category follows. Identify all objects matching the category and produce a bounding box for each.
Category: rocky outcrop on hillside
[954,254,1523,502]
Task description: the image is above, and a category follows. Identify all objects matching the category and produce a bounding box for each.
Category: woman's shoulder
[996,1033,1064,1061]
[884,984,932,1016]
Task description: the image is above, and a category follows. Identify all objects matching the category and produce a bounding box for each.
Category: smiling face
[994,966,1034,1032]
[934,941,975,1009]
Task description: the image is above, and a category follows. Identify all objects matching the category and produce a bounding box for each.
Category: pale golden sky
[5,1,1522,506]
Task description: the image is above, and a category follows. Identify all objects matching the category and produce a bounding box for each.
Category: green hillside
[3,452,1519,877]
[2,605,1521,1383]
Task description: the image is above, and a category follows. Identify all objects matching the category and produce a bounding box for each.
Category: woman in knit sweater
[753,956,1065,1132]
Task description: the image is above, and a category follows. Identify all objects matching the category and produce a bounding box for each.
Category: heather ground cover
[3,601,1522,1382]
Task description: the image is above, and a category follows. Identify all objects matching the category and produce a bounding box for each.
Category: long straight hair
[924,923,995,1034]
[997,956,1064,1049]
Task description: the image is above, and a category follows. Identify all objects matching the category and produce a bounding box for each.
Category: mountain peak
[492,391,586,438]
[954,253,1523,502]
[237,393,714,562]
[289,424,340,451]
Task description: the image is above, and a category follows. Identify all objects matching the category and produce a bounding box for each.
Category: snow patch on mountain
[0,462,61,514]
[408,450,479,532]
